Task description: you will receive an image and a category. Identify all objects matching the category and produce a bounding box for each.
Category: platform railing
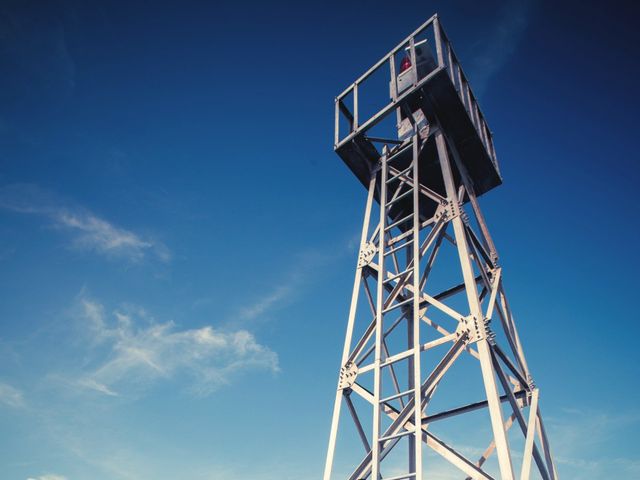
[437,22,499,174]
[335,15,499,174]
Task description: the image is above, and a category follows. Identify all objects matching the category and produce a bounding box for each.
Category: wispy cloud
[234,248,343,324]
[0,381,24,408]
[237,283,293,321]
[468,0,534,95]
[27,475,68,480]
[74,297,278,397]
[0,183,170,262]
[547,407,640,478]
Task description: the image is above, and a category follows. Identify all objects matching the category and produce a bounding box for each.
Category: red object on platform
[400,56,412,73]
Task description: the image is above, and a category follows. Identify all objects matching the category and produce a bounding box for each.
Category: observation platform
[334,15,502,221]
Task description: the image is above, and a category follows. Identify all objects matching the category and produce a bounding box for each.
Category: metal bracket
[357,242,377,268]
[457,315,493,344]
[490,251,499,268]
[527,375,536,392]
[487,266,499,286]
[460,208,470,226]
[434,199,462,223]
[338,361,358,390]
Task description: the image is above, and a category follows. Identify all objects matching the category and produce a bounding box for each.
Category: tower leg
[410,134,423,480]
[323,175,377,480]
[435,130,515,480]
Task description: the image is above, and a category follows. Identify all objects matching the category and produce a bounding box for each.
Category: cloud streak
[0,381,24,408]
[75,297,278,397]
[233,248,343,325]
[237,283,293,321]
[0,183,169,262]
[547,408,640,478]
[27,475,68,480]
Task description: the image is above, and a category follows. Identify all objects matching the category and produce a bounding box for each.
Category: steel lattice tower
[323,15,558,480]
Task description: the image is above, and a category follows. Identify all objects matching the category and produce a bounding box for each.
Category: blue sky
[0,0,638,479]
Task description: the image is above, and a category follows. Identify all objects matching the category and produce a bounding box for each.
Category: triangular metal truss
[323,124,559,480]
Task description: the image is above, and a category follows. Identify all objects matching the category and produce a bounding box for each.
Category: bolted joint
[357,242,377,268]
[490,251,500,268]
[460,209,470,226]
[434,199,462,223]
[527,375,536,392]
[458,315,493,344]
[484,317,496,345]
[445,200,460,221]
[454,324,469,342]
[338,361,358,390]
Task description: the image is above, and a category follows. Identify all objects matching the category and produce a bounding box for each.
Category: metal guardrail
[334,15,499,174]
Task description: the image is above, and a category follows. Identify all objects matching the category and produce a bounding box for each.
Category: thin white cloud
[234,248,341,324]
[76,378,119,397]
[238,283,293,321]
[27,475,68,480]
[0,381,24,408]
[0,183,170,262]
[76,297,278,397]
[53,210,161,261]
[546,408,640,478]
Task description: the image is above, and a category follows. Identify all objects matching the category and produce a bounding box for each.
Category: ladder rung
[388,229,414,246]
[380,388,414,404]
[384,473,417,480]
[386,188,414,207]
[386,165,412,184]
[383,238,414,257]
[386,143,412,165]
[381,296,413,314]
[379,429,415,443]
[380,348,414,368]
[384,213,413,232]
[382,268,413,284]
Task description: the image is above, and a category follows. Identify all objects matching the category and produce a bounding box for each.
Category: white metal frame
[323,17,558,476]
[323,125,558,479]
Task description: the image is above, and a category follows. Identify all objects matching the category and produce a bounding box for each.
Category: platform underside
[336,67,502,222]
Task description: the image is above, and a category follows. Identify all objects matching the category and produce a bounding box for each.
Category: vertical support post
[472,100,481,136]
[407,145,416,473]
[446,36,454,81]
[435,129,515,480]
[520,389,540,480]
[354,83,359,130]
[537,412,559,480]
[488,133,498,168]
[390,51,404,128]
[323,175,377,480]
[463,80,472,117]
[433,15,445,68]
[409,37,418,88]
[480,119,490,152]
[389,52,398,101]
[334,98,340,146]
[411,133,423,479]
[372,154,388,480]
